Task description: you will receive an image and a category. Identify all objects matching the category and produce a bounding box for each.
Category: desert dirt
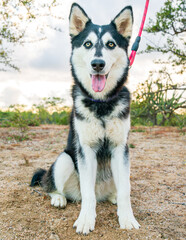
[0,125,185,240]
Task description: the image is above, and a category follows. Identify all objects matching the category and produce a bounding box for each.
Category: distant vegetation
[131,71,186,129]
[0,90,185,132]
[0,97,71,128]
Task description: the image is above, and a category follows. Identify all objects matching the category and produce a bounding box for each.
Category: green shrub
[51,111,70,125]
[0,111,14,127]
[131,71,186,128]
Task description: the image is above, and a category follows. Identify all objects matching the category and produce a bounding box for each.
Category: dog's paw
[50,193,67,208]
[108,193,117,205]
[73,211,96,235]
[119,213,140,230]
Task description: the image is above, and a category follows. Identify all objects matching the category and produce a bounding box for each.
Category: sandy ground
[0,125,185,240]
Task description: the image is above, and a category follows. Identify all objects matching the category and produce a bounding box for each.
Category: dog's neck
[87,94,119,103]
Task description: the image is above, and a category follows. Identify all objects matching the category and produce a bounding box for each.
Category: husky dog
[31,3,140,234]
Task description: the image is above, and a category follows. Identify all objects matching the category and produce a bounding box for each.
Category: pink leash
[129,0,150,67]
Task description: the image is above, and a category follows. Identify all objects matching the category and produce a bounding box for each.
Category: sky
[0,0,167,108]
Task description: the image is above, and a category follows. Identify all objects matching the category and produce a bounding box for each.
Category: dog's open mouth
[91,74,107,92]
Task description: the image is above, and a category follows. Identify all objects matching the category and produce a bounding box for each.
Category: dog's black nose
[91,59,105,72]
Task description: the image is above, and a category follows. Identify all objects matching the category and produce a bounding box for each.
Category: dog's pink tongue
[92,75,106,92]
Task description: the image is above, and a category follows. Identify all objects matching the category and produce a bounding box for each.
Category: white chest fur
[74,97,130,147]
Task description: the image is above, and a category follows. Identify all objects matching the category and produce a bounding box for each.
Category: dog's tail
[30,168,47,187]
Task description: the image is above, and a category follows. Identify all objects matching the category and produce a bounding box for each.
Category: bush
[131,71,186,128]
[0,98,71,130]
[51,111,70,125]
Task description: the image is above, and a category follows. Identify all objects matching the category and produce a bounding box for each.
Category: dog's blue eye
[106,41,116,49]
[84,41,93,49]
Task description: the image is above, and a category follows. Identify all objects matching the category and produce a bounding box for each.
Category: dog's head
[69,3,133,99]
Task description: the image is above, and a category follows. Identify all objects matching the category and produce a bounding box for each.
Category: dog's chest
[74,98,130,182]
[74,100,130,146]
[76,117,124,145]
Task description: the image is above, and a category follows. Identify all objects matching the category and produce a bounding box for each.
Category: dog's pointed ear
[112,6,133,40]
[69,3,90,37]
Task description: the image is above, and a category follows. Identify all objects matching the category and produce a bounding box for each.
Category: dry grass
[0,125,185,240]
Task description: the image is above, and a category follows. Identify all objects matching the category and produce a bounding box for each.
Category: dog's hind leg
[31,152,75,208]
[49,152,75,208]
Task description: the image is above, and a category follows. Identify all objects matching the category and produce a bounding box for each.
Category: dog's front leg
[111,145,140,229]
[73,145,97,235]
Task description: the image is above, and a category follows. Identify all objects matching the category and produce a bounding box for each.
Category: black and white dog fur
[31,3,140,234]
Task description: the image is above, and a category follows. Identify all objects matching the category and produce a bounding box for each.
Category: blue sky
[0,0,167,108]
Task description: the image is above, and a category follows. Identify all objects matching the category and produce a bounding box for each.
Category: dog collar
[88,94,118,103]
